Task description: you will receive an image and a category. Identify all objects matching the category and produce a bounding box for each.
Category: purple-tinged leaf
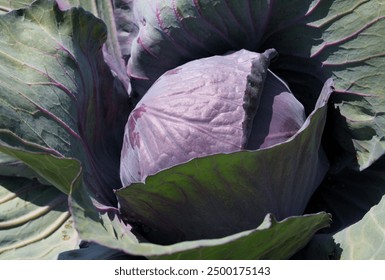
[47,0,136,94]
[127,0,275,96]
[94,0,133,94]
[112,0,138,60]
[0,0,129,205]
[127,0,385,171]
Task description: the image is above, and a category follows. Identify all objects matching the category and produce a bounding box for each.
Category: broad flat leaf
[0,0,75,13]
[93,0,134,93]
[290,234,341,260]
[111,0,137,60]
[333,194,385,259]
[0,0,129,204]
[303,179,385,260]
[128,0,385,170]
[296,156,385,259]
[0,1,34,14]
[0,152,51,185]
[58,242,144,260]
[0,152,37,179]
[69,178,330,259]
[265,0,385,170]
[155,213,331,260]
[116,79,332,244]
[0,0,134,93]
[48,0,137,93]
[0,176,79,259]
[65,0,134,93]
[64,0,96,13]
[307,157,385,233]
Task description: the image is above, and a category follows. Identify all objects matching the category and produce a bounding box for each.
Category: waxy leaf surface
[0,0,129,204]
[0,176,78,259]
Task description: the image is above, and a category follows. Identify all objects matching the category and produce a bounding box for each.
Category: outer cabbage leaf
[309,158,385,233]
[73,0,134,93]
[155,213,330,260]
[0,0,135,93]
[58,242,144,260]
[128,0,385,171]
[333,195,385,259]
[295,156,385,259]
[0,0,75,14]
[0,1,34,14]
[69,177,330,259]
[0,0,129,204]
[127,0,277,96]
[296,194,385,260]
[265,0,385,170]
[0,176,79,259]
[0,152,46,182]
[60,0,137,93]
[111,0,137,60]
[117,79,333,244]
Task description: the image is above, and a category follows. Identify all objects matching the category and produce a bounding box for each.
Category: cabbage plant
[0,0,384,260]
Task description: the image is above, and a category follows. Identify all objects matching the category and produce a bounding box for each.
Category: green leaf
[70,177,330,259]
[66,0,97,13]
[0,152,41,181]
[64,0,132,92]
[333,195,385,259]
[0,0,97,15]
[0,148,81,195]
[264,0,385,170]
[58,242,144,260]
[309,158,385,233]
[290,234,341,260]
[299,156,385,259]
[93,0,131,92]
[0,0,131,259]
[293,155,385,259]
[0,0,129,203]
[156,213,331,260]
[0,0,34,14]
[0,176,79,259]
